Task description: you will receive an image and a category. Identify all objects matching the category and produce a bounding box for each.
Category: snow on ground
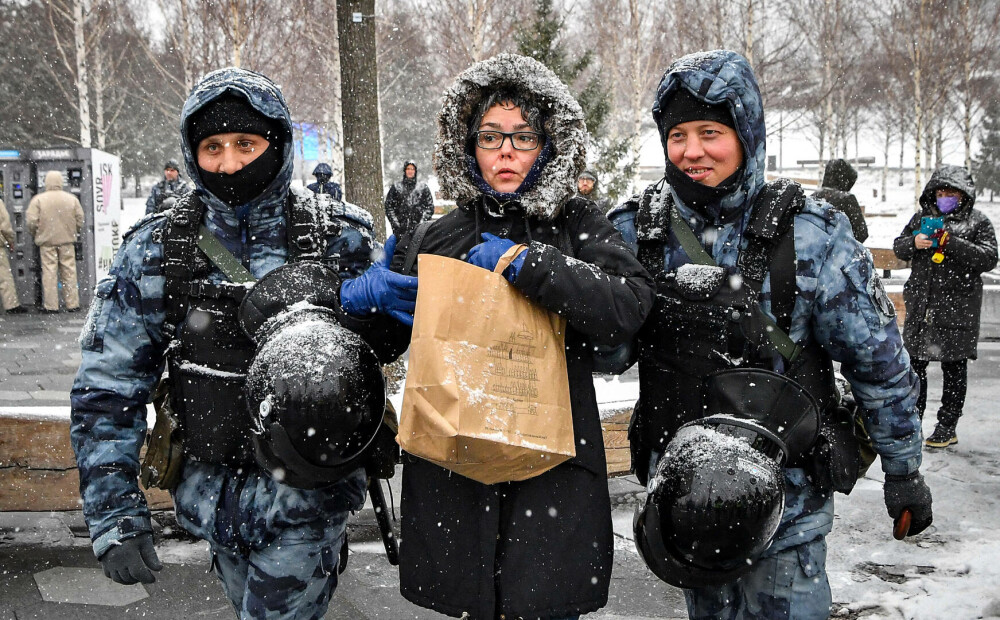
[826,351,1000,619]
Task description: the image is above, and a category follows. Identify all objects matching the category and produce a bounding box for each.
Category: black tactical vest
[634,181,837,465]
[161,192,341,466]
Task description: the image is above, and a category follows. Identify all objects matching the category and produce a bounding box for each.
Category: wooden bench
[0,411,172,511]
[870,248,909,277]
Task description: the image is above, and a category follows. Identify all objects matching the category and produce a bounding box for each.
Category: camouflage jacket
[70,66,406,559]
[144,177,193,215]
[609,49,921,478]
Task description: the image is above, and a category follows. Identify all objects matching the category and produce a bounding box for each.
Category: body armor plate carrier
[633,180,837,468]
[161,192,342,466]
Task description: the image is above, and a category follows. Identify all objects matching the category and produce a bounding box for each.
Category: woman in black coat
[387,53,655,620]
[893,164,997,448]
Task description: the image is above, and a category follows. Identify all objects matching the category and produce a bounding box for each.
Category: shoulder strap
[287,191,335,262]
[769,225,797,335]
[197,225,255,283]
[402,220,433,274]
[163,194,204,331]
[669,206,715,266]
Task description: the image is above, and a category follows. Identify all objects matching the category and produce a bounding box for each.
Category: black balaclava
[660,89,743,214]
[188,92,286,208]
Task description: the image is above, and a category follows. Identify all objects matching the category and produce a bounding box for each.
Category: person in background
[145,159,192,215]
[307,162,343,201]
[575,169,611,212]
[26,170,84,313]
[813,158,868,243]
[893,164,997,448]
[383,160,434,237]
[0,199,26,313]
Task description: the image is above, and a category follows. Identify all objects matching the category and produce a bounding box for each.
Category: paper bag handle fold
[493,244,530,275]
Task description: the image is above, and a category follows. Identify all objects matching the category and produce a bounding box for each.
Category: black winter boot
[925,412,959,449]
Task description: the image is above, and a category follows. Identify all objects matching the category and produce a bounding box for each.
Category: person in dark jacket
[813,158,868,242]
[378,53,655,620]
[383,160,434,237]
[893,165,998,448]
[307,162,343,200]
[144,159,192,215]
[609,50,932,619]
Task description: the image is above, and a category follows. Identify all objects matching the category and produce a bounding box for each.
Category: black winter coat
[385,161,434,237]
[893,165,997,361]
[389,197,655,619]
[813,158,868,242]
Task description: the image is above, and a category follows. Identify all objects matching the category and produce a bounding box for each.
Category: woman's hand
[914,233,933,250]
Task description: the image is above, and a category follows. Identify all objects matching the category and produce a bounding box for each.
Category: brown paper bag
[398,247,575,485]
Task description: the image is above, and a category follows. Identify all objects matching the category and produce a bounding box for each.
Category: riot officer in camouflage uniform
[145,159,192,215]
[70,68,412,619]
[609,50,933,619]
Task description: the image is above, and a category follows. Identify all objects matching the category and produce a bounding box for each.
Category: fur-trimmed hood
[432,53,587,221]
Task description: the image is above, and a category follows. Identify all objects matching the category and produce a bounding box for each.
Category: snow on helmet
[240,262,385,489]
[634,368,820,588]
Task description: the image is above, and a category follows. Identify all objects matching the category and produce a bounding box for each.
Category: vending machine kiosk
[0,147,122,310]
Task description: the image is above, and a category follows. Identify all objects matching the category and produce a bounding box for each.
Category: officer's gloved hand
[883,471,933,537]
[340,235,418,326]
[466,233,526,283]
[99,533,162,585]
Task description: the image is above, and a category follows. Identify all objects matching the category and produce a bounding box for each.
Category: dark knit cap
[187,92,286,147]
[659,88,734,132]
[164,159,180,171]
[578,169,597,182]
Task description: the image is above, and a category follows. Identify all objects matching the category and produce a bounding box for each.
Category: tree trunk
[229,0,242,67]
[73,0,91,148]
[92,41,106,150]
[337,0,386,241]
[911,0,925,208]
[898,128,905,187]
[882,123,890,202]
[328,20,346,187]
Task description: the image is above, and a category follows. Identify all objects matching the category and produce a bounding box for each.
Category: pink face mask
[937,196,960,214]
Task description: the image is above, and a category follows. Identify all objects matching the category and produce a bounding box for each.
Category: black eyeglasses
[472,130,544,151]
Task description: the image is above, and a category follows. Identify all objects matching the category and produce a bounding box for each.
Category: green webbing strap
[669,207,715,266]
[669,206,803,363]
[197,225,256,284]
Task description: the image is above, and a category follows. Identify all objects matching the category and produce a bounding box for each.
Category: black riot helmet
[240,262,385,489]
[633,368,820,588]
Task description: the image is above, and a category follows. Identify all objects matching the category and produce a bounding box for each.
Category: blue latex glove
[340,235,418,326]
[466,233,527,283]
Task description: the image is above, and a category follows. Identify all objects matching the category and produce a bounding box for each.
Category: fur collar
[432,53,587,221]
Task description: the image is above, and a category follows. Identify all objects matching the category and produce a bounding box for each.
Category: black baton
[368,477,399,565]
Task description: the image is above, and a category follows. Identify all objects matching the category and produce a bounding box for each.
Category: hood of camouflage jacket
[433,53,587,221]
[179,67,293,220]
[919,164,976,218]
[652,50,767,223]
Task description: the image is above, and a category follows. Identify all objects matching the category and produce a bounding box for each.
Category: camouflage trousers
[173,459,367,620]
[648,455,835,620]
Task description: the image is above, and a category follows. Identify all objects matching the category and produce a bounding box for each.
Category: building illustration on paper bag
[486,323,539,412]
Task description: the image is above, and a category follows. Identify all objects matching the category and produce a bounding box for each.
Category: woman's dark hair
[469,89,546,135]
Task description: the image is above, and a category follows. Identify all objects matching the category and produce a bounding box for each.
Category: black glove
[99,533,162,584]
[883,472,933,537]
